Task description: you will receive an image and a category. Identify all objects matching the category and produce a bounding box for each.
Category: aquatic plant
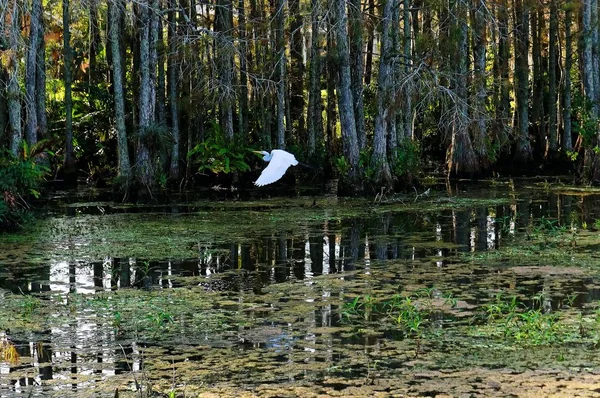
[472,293,587,346]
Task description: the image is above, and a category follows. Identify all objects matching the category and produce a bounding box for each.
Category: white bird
[253,149,299,187]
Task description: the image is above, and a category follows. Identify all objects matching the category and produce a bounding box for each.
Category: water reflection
[3,184,600,395]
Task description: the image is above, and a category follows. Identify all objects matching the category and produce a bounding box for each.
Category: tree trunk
[562,4,573,152]
[513,0,532,165]
[448,0,477,176]
[0,67,6,147]
[371,0,394,186]
[493,0,510,151]
[215,0,235,141]
[168,0,180,180]
[326,18,337,157]
[109,0,131,181]
[88,0,101,101]
[238,0,249,137]
[470,0,488,169]
[363,0,375,86]
[137,0,157,194]
[547,0,558,155]
[582,0,600,179]
[7,0,22,156]
[333,0,361,183]
[275,0,286,148]
[156,13,167,131]
[35,18,47,140]
[349,0,365,151]
[401,0,413,142]
[289,0,305,145]
[307,0,323,156]
[63,0,76,183]
[25,0,43,147]
[530,7,544,159]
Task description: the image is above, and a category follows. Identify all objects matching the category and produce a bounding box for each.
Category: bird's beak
[252,150,263,155]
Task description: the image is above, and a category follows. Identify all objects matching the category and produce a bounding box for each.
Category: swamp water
[2,180,600,397]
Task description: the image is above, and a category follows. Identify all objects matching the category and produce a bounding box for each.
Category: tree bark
[307,0,323,156]
[109,0,131,181]
[275,0,286,148]
[448,0,477,176]
[513,0,532,165]
[215,0,235,141]
[371,0,394,186]
[363,0,375,86]
[333,0,360,183]
[562,4,573,152]
[168,0,180,180]
[25,0,43,147]
[6,0,21,156]
[238,0,249,137]
[493,0,510,151]
[349,0,365,151]
[289,0,305,145]
[63,0,76,181]
[137,0,157,193]
[35,17,47,140]
[547,0,558,155]
[530,7,544,158]
[401,0,413,142]
[470,0,488,169]
[89,0,101,100]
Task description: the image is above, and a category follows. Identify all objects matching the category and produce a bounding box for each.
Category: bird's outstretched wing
[254,150,298,186]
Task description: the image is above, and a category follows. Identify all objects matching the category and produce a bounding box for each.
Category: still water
[1,180,600,397]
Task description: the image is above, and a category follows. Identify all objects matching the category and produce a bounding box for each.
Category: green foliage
[571,91,598,148]
[475,293,573,346]
[334,155,351,176]
[392,140,422,178]
[0,149,48,230]
[188,121,250,175]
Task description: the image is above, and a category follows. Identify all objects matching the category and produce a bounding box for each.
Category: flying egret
[253,149,299,187]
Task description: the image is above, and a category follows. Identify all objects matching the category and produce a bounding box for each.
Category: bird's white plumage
[255,149,299,186]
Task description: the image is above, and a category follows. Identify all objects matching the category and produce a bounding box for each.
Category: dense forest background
[1,0,600,208]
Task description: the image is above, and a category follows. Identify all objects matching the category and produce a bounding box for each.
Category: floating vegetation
[2,184,600,396]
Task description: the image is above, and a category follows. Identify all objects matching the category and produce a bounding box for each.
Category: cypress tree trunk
[530,7,544,158]
[25,0,43,147]
[333,0,361,183]
[513,0,532,165]
[401,0,413,142]
[0,68,6,147]
[371,0,394,186]
[275,0,286,148]
[307,0,323,156]
[325,19,337,158]
[88,0,101,101]
[562,4,573,152]
[470,0,488,169]
[137,0,157,195]
[63,0,76,183]
[7,0,22,156]
[364,0,375,86]
[109,0,131,182]
[289,0,305,145]
[547,0,558,155]
[582,0,599,179]
[215,0,235,141]
[168,0,180,180]
[349,0,365,151]
[448,0,477,176]
[493,0,510,151]
[35,18,47,140]
[238,0,249,136]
